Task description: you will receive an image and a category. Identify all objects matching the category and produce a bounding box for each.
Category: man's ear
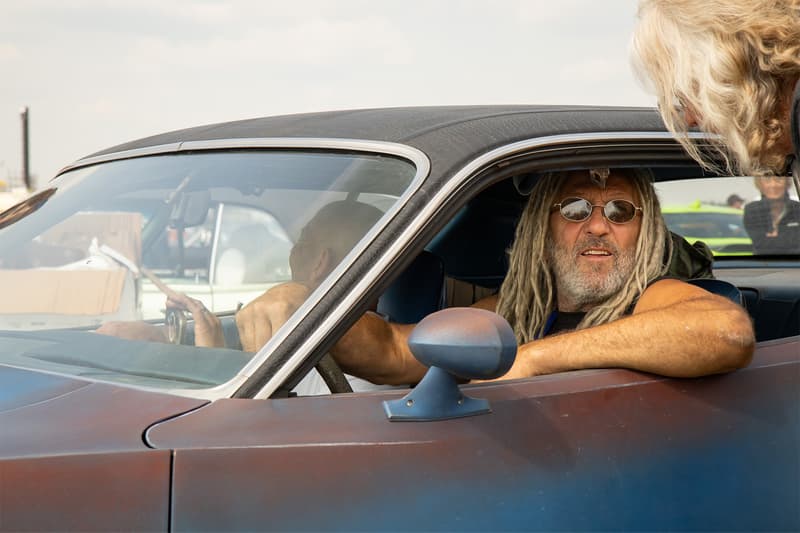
[309,247,334,285]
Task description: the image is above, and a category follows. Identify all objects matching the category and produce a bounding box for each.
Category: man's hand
[166,293,225,348]
[95,320,168,343]
[236,282,311,352]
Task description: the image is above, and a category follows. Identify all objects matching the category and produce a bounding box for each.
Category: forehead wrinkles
[557,173,639,201]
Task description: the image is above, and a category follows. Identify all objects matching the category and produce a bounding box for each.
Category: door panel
[0,450,172,531]
[153,341,800,531]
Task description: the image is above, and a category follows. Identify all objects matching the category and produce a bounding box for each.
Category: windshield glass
[0,150,416,390]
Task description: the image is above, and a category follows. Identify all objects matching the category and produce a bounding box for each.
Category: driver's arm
[328,296,499,386]
[94,320,169,343]
[233,282,313,352]
[94,292,224,347]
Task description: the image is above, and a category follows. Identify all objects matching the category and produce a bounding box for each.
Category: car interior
[376,167,800,346]
[139,158,798,395]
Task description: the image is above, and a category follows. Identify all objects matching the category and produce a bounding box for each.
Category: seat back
[377,250,445,324]
[686,278,744,305]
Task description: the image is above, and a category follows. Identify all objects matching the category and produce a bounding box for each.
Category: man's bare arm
[328,295,500,385]
[329,313,424,385]
[502,279,754,379]
[235,282,312,352]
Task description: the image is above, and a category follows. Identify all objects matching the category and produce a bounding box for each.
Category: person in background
[726,194,745,210]
[743,176,800,254]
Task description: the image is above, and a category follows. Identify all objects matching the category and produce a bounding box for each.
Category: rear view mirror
[170,190,210,228]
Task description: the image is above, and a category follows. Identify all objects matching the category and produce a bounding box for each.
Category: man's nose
[584,205,611,235]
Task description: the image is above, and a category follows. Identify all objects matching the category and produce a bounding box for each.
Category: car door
[149,338,799,531]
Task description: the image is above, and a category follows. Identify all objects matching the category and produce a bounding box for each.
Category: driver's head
[546,170,644,311]
[289,200,383,287]
[497,168,669,342]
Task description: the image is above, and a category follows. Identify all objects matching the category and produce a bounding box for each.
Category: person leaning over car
[231,167,755,386]
[743,176,800,255]
[632,0,800,183]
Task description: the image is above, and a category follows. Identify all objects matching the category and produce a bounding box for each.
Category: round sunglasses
[552,197,642,224]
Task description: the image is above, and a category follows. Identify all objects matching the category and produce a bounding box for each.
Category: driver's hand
[236,282,311,352]
[95,321,169,343]
[166,293,225,348]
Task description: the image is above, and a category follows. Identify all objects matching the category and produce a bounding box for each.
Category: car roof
[81,105,668,176]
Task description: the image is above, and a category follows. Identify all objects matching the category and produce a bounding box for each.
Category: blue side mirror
[383,308,517,421]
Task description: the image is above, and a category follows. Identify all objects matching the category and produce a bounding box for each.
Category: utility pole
[20,106,30,190]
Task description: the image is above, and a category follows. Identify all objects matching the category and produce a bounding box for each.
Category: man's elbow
[715,308,756,373]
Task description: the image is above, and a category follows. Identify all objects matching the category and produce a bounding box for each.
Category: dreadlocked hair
[495,169,671,344]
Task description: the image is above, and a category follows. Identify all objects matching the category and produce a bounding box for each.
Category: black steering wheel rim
[174,312,353,394]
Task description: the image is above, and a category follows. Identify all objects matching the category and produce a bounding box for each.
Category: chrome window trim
[56,138,427,176]
[251,130,710,399]
[56,143,183,175]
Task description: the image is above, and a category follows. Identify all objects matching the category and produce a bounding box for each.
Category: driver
[95,200,384,349]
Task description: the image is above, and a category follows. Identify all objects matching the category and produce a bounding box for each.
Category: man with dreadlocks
[326,168,754,385]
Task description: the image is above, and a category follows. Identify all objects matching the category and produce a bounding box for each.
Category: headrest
[512,173,538,195]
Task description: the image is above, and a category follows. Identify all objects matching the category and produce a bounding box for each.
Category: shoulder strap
[536,310,558,339]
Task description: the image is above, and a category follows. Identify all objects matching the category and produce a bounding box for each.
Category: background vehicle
[0,107,797,531]
[662,201,752,255]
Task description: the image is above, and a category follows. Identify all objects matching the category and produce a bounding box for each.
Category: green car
[663,201,753,256]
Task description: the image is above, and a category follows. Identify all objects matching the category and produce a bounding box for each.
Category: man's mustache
[573,237,619,256]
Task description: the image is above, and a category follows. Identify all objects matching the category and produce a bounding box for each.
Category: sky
[0,0,652,189]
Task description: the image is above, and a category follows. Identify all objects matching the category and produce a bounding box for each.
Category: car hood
[0,364,206,459]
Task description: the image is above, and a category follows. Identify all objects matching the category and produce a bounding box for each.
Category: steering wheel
[165,307,188,344]
[315,353,353,394]
[166,308,353,394]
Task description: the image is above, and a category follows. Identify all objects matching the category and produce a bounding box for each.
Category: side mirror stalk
[383,308,516,421]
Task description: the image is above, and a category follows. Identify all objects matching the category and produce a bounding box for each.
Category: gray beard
[546,234,636,311]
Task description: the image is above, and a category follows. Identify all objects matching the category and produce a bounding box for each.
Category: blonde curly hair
[632,0,800,176]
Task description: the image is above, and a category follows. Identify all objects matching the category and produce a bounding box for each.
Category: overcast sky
[0,0,651,188]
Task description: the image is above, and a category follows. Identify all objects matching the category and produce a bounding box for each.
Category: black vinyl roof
[83,105,667,178]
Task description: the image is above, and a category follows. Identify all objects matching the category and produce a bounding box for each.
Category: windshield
[0,150,416,390]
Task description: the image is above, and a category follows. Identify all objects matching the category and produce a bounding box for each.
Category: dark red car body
[0,106,797,531]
